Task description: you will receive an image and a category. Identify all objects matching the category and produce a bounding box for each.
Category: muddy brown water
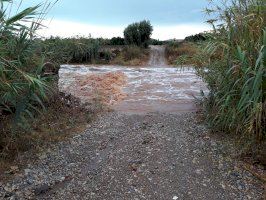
[59,65,208,114]
[59,46,207,114]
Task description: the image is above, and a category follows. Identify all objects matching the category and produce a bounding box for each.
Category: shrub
[122,46,143,61]
[185,33,207,42]
[165,42,197,65]
[149,39,164,45]
[109,37,125,45]
[41,36,100,67]
[124,20,153,48]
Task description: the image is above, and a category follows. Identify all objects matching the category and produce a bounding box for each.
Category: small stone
[4,191,13,198]
[24,169,32,175]
[38,153,47,160]
[221,183,226,189]
[34,184,51,195]
[195,169,202,175]
[26,178,34,185]
[173,196,178,200]
[10,166,19,171]
[10,196,16,200]
[4,186,12,192]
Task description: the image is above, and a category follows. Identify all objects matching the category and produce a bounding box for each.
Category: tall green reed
[0,0,51,124]
[196,0,265,150]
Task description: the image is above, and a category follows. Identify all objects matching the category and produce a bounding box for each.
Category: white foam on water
[59,65,208,113]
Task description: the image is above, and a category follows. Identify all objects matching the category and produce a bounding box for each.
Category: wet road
[59,65,207,114]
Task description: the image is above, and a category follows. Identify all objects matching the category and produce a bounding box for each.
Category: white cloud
[152,24,210,40]
[38,19,211,40]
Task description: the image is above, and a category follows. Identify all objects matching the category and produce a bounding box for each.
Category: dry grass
[165,42,198,65]
[111,46,150,66]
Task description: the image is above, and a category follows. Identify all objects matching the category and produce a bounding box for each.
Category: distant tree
[149,39,164,45]
[110,37,125,45]
[124,20,153,48]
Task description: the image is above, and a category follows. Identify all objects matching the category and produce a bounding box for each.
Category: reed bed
[195,0,265,153]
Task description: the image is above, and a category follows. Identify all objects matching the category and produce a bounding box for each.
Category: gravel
[0,112,264,199]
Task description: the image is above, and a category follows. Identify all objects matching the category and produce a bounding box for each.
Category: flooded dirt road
[59,46,207,114]
[1,46,263,200]
[59,65,207,114]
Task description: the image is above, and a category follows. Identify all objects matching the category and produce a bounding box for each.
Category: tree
[110,37,125,45]
[124,20,153,48]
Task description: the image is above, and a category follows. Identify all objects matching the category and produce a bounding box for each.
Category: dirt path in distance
[148,45,167,67]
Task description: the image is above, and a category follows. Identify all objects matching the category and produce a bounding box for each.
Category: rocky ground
[0,112,264,199]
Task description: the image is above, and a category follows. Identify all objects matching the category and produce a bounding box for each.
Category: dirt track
[148,45,167,67]
[0,46,264,199]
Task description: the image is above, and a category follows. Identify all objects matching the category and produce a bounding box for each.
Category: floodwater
[59,65,208,114]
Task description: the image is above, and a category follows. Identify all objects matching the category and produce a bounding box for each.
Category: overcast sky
[17,0,212,40]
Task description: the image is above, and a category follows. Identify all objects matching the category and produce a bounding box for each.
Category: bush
[122,46,143,61]
[149,39,164,45]
[165,42,197,65]
[124,20,153,48]
[109,37,125,45]
[41,36,100,67]
[185,33,207,42]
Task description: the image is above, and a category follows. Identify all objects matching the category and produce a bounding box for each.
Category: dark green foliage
[0,0,49,123]
[185,33,207,42]
[42,36,100,66]
[98,50,112,61]
[124,20,153,48]
[166,40,181,48]
[149,39,164,45]
[109,37,125,45]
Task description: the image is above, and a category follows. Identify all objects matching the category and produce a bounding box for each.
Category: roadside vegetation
[200,0,265,157]
[40,36,150,70]
[0,0,156,171]
[165,42,198,66]
[165,33,208,66]
[110,46,150,66]
[167,0,265,160]
[38,20,154,68]
[0,0,99,170]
